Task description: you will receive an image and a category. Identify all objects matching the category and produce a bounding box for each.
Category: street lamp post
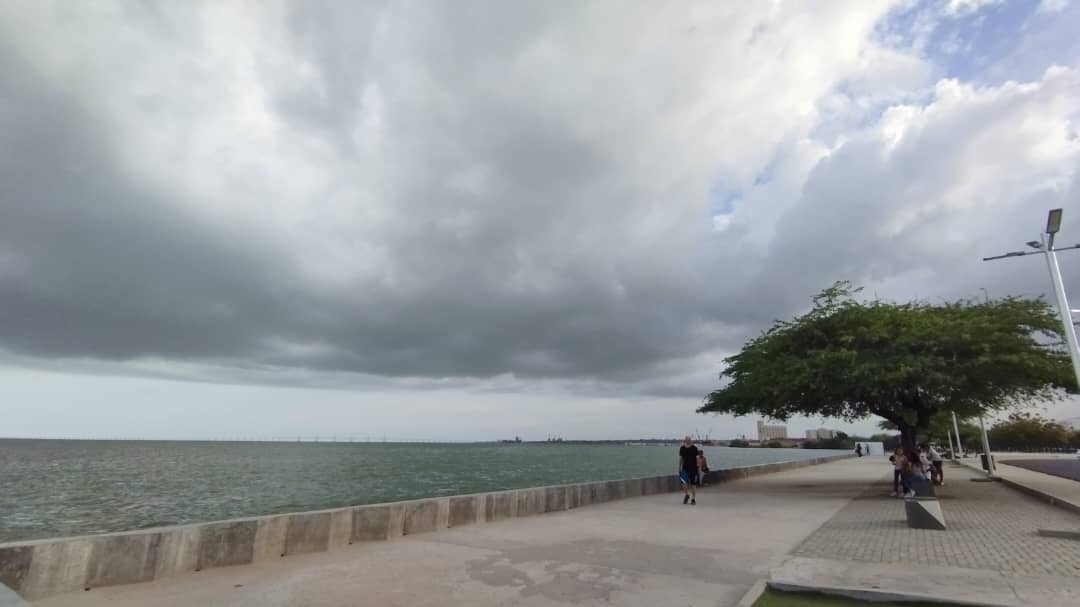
[983,208,1080,386]
[1040,220,1080,387]
[951,411,965,458]
[981,209,1080,478]
[978,415,998,478]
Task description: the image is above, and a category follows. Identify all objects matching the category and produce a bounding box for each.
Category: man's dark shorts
[680,469,699,486]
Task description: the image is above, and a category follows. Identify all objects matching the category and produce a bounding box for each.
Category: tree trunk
[899,425,918,455]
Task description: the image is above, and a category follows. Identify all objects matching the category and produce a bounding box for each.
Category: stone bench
[904,497,946,530]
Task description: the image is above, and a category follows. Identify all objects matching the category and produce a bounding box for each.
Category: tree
[766,440,783,448]
[988,412,1070,451]
[877,414,980,451]
[727,439,750,448]
[700,282,1075,454]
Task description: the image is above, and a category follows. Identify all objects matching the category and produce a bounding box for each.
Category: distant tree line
[726,414,1080,452]
[988,412,1080,451]
[874,412,1080,452]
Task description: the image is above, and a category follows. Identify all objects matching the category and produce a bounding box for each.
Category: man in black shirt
[678,435,700,505]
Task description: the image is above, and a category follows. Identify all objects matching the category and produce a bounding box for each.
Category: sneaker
[890,491,898,497]
[904,490,916,498]
[683,495,689,505]
[690,499,696,505]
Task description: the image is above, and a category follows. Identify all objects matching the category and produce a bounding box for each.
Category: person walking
[697,450,709,486]
[889,447,912,497]
[907,448,929,497]
[678,436,700,505]
[925,442,944,485]
[855,443,863,457]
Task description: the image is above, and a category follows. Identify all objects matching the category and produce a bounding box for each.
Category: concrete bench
[904,497,946,530]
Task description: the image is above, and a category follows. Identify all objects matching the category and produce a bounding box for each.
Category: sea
[0,439,847,543]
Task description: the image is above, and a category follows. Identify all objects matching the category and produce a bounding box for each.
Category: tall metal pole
[978,415,998,478]
[946,426,957,460]
[1042,233,1080,387]
[951,411,965,458]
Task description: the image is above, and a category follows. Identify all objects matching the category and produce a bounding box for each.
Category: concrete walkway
[1001,458,1080,482]
[35,458,881,607]
[772,557,1073,607]
[37,457,1080,606]
[786,460,1080,606]
[990,454,1080,515]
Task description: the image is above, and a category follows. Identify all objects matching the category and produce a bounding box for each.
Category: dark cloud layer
[1,1,1078,398]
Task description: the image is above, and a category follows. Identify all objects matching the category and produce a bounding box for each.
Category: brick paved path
[792,462,1080,578]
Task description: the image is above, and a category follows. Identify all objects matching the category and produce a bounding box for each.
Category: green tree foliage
[727,439,750,448]
[766,440,783,448]
[700,282,1075,453]
[988,412,1071,450]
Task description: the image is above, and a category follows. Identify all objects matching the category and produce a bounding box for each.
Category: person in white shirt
[924,443,945,485]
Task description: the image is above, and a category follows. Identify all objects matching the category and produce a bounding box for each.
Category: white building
[757,420,787,441]
[805,428,837,440]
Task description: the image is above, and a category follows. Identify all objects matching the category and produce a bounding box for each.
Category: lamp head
[1046,208,1063,235]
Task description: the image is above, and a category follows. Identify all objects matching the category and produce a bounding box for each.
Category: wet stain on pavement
[466,538,751,603]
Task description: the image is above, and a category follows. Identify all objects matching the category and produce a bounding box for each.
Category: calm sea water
[0,440,845,543]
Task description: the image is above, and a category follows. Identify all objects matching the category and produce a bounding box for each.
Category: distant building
[805,428,837,440]
[757,420,787,441]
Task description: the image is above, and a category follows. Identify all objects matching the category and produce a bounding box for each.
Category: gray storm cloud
[1,1,1078,399]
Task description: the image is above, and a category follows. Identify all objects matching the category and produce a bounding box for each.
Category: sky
[2,0,1080,442]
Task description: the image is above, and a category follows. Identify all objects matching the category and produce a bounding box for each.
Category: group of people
[675,436,950,504]
[889,443,944,497]
[677,436,709,505]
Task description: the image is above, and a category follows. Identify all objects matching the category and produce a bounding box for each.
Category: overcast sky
[2,0,1080,441]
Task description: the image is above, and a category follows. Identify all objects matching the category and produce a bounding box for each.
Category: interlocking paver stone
[792,462,1080,578]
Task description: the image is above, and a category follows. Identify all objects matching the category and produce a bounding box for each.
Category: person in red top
[890,447,914,498]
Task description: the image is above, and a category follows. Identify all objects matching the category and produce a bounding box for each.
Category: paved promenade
[793,462,1080,576]
[29,457,1080,606]
[1002,458,1080,482]
[783,460,1080,605]
[990,454,1080,514]
[35,458,878,607]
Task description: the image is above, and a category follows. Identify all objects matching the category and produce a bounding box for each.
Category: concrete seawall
[0,454,849,601]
